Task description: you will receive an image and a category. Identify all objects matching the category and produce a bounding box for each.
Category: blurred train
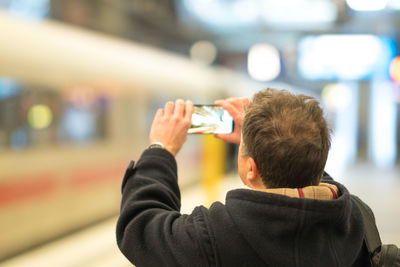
[0,10,265,260]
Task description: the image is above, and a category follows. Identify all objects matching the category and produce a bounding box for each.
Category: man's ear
[246,157,260,181]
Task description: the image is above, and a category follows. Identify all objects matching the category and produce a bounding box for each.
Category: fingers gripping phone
[188,105,234,134]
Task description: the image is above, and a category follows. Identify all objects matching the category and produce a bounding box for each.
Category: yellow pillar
[202,135,226,206]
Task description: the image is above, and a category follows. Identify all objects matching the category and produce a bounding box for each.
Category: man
[116,88,370,266]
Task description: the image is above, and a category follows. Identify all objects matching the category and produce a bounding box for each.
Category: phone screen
[188,105,234,134]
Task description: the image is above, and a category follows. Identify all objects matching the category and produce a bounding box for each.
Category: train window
[59,87,109,144]
[0,79,109,151]
[0,0,49,20]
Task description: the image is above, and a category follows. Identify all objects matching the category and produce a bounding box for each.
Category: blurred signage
[180,0,338,32]
[298,35,397,80]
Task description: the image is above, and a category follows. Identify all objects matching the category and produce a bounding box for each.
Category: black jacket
[116,148,370,267]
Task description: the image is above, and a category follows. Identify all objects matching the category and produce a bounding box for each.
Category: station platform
[2,165,399,267]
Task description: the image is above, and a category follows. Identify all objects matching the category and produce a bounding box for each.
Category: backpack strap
[351,195,382,255]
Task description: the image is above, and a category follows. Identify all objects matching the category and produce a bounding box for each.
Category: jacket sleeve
[116,148,213,267]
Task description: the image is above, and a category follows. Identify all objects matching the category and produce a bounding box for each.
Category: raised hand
[150,99,193,156]
[214,97,250,144]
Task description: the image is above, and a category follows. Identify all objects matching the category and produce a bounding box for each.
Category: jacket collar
[256,182,338,200]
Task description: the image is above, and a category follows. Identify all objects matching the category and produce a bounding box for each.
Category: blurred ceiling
[47,0,400,69]
[50,0,209,54]
[1,0,400,76]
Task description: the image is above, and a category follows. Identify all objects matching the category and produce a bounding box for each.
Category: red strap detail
[327,186,338,199]
[297,188,304,198]
[321,184,338,199]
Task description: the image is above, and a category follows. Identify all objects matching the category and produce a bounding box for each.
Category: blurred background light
[181,0,255,31]
[321,83,353,111]
[390,56,400,83]
[369,82,397,168]
[261,0,337,26]
[298,35,397,80]
[180,0,337,32]
[247,44,280,81]
[324,83,358,177]
[346,0,387,11]
[28,104,53,130]
[233,0,259,23]
[190,41,217,65]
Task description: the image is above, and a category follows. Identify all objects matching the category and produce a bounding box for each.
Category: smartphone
[188,105,234,134]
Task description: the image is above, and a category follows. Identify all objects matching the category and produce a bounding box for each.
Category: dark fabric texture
[117,148,370,267]
[351,194,400,267]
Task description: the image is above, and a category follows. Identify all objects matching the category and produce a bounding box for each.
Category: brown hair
[242,88,331,188]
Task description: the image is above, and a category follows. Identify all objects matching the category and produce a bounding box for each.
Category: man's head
[239,88,331,189]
